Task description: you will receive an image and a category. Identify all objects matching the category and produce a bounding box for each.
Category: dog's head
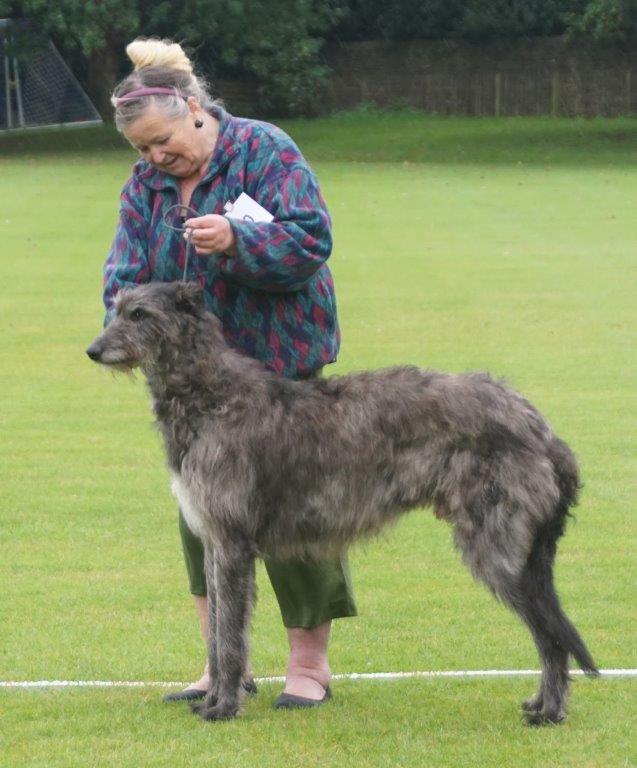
[86,281,209,373]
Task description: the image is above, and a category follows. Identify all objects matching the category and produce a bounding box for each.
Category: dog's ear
[174,281,204,315]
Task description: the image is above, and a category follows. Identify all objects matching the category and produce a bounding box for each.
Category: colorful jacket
[103,106,339,377]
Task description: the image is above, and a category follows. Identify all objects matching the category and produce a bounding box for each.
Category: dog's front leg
[200,544,219,706]
[192,537,254,722]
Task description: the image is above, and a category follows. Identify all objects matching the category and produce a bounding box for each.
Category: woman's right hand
[184,214,237,256]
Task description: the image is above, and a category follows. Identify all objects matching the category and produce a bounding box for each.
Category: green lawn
[0,114,635,767]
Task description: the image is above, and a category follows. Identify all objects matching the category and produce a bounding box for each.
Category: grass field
[1,112,635,767]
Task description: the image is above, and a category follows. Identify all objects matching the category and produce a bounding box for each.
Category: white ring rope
[2,668,635,689]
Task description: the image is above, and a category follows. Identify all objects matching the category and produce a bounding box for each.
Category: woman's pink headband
[114,87,187,106]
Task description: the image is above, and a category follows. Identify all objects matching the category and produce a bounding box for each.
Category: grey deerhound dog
[87,281,598,724]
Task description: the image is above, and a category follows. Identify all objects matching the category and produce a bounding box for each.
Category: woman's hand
[183,214,237,256]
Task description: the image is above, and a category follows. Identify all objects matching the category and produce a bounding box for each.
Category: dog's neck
[141,314,266,469]
[145,325,257,405]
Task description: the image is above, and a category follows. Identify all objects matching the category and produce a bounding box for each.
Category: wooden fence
[213,38,637,118]
[325,38,637,117]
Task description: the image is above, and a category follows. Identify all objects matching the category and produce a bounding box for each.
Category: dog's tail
[548,435,581,517]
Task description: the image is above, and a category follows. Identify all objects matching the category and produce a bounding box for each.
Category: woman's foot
[283,674,330,699]
[276,622,332,707]
[163,663,210,702]
[274,685,331,709]
[163,663,257,702]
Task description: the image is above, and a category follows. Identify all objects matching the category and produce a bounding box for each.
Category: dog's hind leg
[456,505,597,726]
[456,510,597,725]
[516,436,598,723]
[507,553,571,725]
[192,536,255,722]
[513,522,598,725]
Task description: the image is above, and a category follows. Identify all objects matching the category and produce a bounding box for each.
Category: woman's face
[124,103,211,179]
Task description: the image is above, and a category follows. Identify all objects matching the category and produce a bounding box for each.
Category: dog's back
[199,365,570,563]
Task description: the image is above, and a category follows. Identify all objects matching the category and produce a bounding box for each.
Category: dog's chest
[170,473,206,539]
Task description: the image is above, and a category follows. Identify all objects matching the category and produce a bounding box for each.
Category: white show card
[224,192,274,223]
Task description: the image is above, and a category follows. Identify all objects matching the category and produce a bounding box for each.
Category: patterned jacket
[103,106,340,377]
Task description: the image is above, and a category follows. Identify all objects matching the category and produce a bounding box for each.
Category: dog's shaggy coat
[87,282,598,724]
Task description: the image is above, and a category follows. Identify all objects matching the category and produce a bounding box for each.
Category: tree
[459,0,575,38]
[569,0,637,41]
[210,0,343,115]
[0,0,139,117]
[330,0,464,41]
[138,0,344,115]
[5,0,631,117]
[0,0,344,117]
[330,0,590,41]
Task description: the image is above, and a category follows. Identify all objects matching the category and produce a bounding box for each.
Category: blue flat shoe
[274,685,332,710]
[163,678,258,703]
[163,687,207,703]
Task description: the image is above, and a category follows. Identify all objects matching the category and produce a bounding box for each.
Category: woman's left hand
[183,214,236,256]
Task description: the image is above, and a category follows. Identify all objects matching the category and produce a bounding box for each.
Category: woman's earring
[194,119,204,129]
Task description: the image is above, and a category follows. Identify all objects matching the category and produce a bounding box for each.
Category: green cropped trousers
[178,512,357,630]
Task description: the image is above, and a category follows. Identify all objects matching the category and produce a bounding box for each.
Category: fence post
[551,73,560,116]
[3,54,11,129]
[494,72,502,116]
[360,78,368,104]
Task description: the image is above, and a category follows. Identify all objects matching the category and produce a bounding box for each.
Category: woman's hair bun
[126,38,193,74]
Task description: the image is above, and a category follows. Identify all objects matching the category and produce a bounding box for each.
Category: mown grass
[0,114,635,767]
[2,679,633,768]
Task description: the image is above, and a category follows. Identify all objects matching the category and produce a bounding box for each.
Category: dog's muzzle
[86,342,103,362]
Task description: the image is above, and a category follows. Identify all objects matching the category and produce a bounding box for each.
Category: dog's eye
[130,308,146,321]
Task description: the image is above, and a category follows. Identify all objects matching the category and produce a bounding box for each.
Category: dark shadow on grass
[0,124,130,156]
[279,110,637,167]
[2,111,637,167]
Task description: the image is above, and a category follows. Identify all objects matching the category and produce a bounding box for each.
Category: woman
[104,38,357,708]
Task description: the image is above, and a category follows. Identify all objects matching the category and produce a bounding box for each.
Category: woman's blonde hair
[126,38,193,74]
[111,38,215,130]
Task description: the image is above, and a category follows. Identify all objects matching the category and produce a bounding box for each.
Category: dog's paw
[521,693,543,713]
[524,707,566,726]
[191,700,239,722]
[189,691,217,712]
